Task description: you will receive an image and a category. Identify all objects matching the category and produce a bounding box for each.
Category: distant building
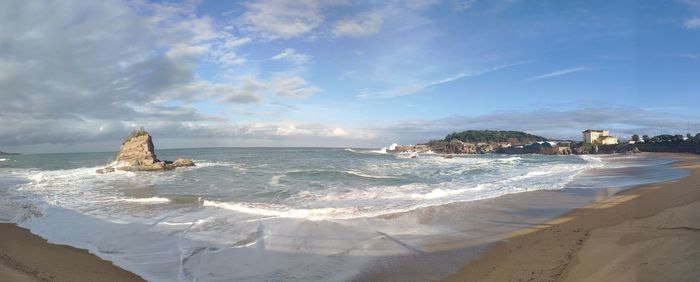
[582,129,618,145]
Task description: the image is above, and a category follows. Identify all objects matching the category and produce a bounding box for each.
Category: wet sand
[0,223,144,282]
[444,153,700,282]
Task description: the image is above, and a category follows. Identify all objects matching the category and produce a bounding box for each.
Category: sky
[1,0,699,153]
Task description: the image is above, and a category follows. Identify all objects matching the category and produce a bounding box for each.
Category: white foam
[202,200,388,220]
[269,175,284,186]
[190,160,245,170]
[119,197,171,204]
[0,158,7,162]
[346,171,397,179]
[345,148,390,154]
[203,160,593,220]
[370,143,398,154]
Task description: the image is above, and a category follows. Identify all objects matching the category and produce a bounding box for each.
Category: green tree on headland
[631,134,640,142]
[444,130,547,143]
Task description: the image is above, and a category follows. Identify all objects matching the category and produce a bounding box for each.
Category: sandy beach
[444,153,700,282]
[0,223,144,282]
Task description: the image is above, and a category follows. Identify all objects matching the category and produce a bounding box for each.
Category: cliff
[96,130,194,173]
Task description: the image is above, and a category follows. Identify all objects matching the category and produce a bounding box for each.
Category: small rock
[172,158,195,167]
[96,167,115,174]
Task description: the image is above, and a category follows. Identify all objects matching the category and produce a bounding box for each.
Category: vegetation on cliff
[444,130,547,144]
[122,127,149,145]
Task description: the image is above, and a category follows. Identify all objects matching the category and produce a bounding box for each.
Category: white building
[582,129,618,145]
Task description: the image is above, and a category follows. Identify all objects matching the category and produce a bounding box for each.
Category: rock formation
[388,144,432,153]
[96,130,194,173]
[115,133,158,167]
[424,140,498,154]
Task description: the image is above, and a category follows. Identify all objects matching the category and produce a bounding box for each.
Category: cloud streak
[332,11,384,37]
[685,17,700,29]
[525,67,591,82]
[271,48,312,64]
[356,62,527,99]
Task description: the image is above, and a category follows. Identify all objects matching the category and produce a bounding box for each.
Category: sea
[0,148,688,281]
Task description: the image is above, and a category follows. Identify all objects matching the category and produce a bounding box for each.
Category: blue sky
[1,0,699,153]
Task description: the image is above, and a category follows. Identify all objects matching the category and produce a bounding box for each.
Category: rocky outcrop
[0,150,19,155]
[426,140,498,154]
[96,130,194,173]
[115,134,158,166]
[501,146,572,155]
[172,158,195,167]
[96,167,115,174]
[388,144,432,153]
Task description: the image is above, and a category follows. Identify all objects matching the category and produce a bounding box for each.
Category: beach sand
[0,223,144,282]
[444,153,700,282]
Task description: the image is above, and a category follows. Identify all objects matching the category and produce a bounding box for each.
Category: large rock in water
[96,131,194,173]
[116,133,158,166]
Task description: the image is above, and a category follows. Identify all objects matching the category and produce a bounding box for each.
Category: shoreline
[1,152,695,281]
[443,152,700,281]
[0,223,144,282]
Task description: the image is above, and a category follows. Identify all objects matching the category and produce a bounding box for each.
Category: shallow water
[0,149,687,281]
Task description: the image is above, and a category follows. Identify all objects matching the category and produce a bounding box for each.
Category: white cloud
[271,76,322,98]
[682,0,700,11]
[452,0,478,11]
[685,17,700,29]
[166,43,210,60]
[332,11,384,37]
[405,0,441,10]
[525,67,591,82]
[271,48,312,64]
[240,0,324,40]
[329,127,350,137]
[217,75,321,101]
[219,76,267,104]
[161,81,263,104]
[224,37,252,48]
[267,123,372,139]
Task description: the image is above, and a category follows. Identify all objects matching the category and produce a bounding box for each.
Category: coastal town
[387,129,700,156]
